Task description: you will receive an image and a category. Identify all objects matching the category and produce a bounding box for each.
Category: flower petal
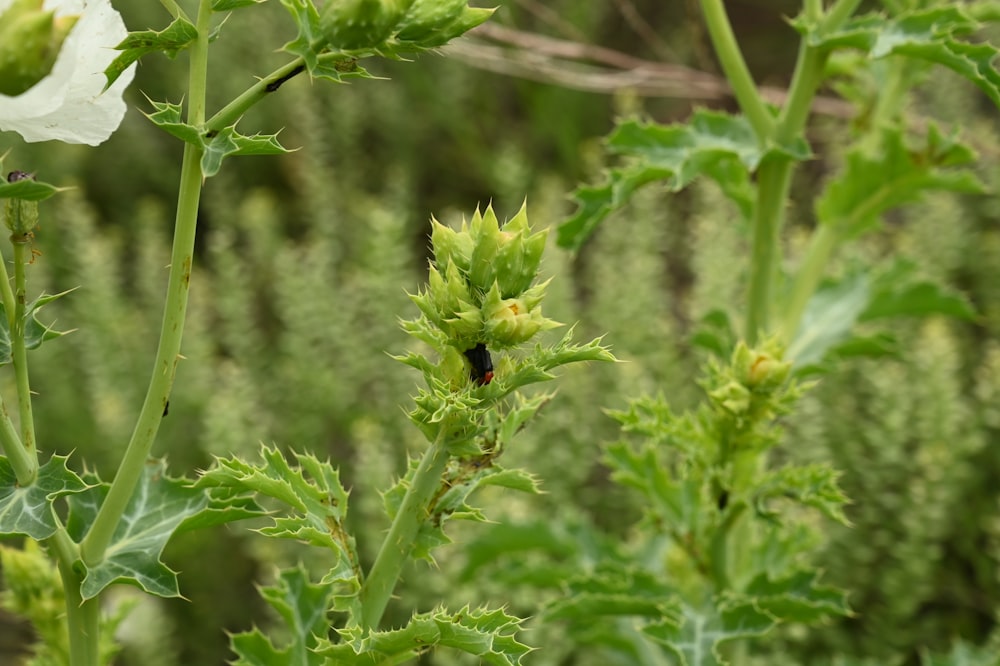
[0,0,135,145]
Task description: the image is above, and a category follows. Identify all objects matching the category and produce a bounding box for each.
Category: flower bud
[709,380,751,415]
[3,170,39,237]
[482,283,558,347]
[318,0,410,50]
[467,206,503,292]
[430,215,471,274]
[0,0,78,97]
[396,0,493,47]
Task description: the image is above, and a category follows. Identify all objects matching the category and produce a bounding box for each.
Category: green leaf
[643,601,775,666]
[230,565,334,666]
[143,98,202,145]
[862,260,976,320]
[745,570,852,624]
[691,309,737,359]
[0,289,74,367]
[0,455,87,540]
[318,605,531,666]
[813,7,1000,108]
[201,128,291,178]
[105,18,198,89]
[67,460,262,600]
[545,565,681,622]
[604,441,702,529]
[197,446,361,600]
[816,126,982,237]
[557,110,809,251]
[753,463,851,526]
[787,273,870,367]
[0,176,63,202]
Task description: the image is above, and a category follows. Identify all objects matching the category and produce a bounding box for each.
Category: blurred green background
[1,0,999,664]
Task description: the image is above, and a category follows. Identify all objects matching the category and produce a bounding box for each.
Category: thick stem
[357,428,452,630]
[11,240,37,465]
[745,157,792,342]
[80,0,212,566]
[0,247,33,483]
[699,0,774,140]
[60,559,99,666]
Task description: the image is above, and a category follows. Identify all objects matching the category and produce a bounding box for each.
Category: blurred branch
[610,0,678,62]
[445,23,855,119]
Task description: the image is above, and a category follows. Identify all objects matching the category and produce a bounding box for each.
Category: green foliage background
[2,1,999,664]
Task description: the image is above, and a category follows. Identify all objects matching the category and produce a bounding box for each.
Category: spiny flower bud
[420,203,558,350]
[318,0,411,50]
[395,0,493,48]
[0,0,78,97]
[482,283,559,347]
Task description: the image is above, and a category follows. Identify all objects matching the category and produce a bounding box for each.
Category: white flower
[0,0,135,146]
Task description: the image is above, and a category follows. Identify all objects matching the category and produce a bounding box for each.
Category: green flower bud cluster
[316,0,493,52]
[411,203,558,351]
[0,0,78,97]
[707,340,793,431]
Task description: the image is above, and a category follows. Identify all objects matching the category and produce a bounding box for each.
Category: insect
[464,343,494,385]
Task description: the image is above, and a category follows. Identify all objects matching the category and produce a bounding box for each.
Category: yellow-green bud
[468,206,503,291]
[710,380,751,415]
[0,0,78,96]
[430,215,471,274]
[482,283,558,346]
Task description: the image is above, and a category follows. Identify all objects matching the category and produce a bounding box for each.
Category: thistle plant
[0,0,617,663]
[460,1,996,664]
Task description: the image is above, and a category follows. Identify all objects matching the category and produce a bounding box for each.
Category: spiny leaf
[544,565,681,622]
[745,570,852,624]
[753,463,851,526]
[197,446,361,599]
[604,441,702,529]
[105,18,198,89]
[0,176,63,202]
[558,110,809,251]
[643,601,776,666]
[202,128,292,178]
[319,605,531,665]
[67,460,263,600]
[0,289,74,367]
[0,455,87,540]
[862,260,976,321]
[816,126,982,237]
[229,565,334,666]
[801,7,1000,107]
[143,98,201,145]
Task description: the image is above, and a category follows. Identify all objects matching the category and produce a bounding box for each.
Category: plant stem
[357,427,452,629]
[205,57,306,132]
[11,239,37,465]
[781,222,840,341]
[80,0,213,567]
[60,557,100,666]
[699,0,774,140]
[0,245,33,483]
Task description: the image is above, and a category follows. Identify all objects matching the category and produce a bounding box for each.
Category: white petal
[0,0,136,146]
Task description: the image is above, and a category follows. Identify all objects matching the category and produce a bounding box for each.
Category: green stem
[205,57,306,132]
[781,222,840,341]
[60,558,100,666]
[820,0,863,36]
[357,427,452,630]
[745,157,791,342]
[0,244,34,483]
[80,0,213,567]
[11,240,37,465]
[699,0,774,140]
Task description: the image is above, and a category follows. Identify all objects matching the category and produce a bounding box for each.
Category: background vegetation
[1,0,998,664]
